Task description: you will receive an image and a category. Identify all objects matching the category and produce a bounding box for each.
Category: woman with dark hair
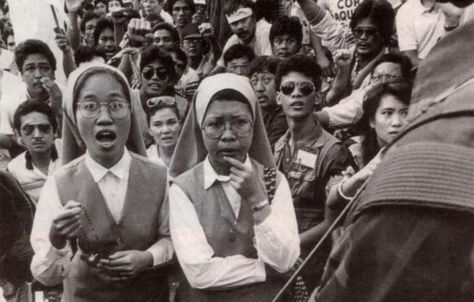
[145,96,182,167]
[326,80,412,212]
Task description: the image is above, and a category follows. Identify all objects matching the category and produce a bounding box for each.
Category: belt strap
[352,142,474,220]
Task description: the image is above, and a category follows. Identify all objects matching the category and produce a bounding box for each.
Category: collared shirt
[0,70,28,135]
[217,19,273,67]
[7,151,60,204]
[146,144,167,167]
[169,155,300,289]
[30,149,173,286]
[84,150,131,223]
[396,0,446,59]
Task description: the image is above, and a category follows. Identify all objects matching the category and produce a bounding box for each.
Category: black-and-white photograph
[0,0,473,301]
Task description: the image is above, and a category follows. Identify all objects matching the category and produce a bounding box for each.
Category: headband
[226,7,253,24]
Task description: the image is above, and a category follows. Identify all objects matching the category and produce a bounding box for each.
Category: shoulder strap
[315,134,341,177]
[263,166,281,205]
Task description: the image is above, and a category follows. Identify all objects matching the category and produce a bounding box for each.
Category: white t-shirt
[319,0,362,27]
[396,0,446,60]
[0,70,28,135]
[218,19,273,67]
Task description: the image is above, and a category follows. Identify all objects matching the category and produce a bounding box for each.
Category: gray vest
[55,153,169,302]
[173,159,285,302]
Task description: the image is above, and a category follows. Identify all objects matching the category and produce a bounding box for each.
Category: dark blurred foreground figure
[0,171,34,302]
[311,2,474,301]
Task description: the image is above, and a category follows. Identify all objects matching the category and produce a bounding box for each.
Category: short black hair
[275,55,322,91]
[140,45,177,81]
[248,56,280,77]
[93,18,114,46]
[15,39,57,73]
[165,0,196,14]
[80,11,98,33]
[74,45,107,66]
[167,46,187,66]
[224,0,255,17]
[2,27,13,46]
[362,80,412,116]
[223,44,255,66]
[373,53,414,82]
[151,22,180,45]
[350,0,395,45]
[95,0,108,7]
[13,100,58,134]
[269,16,303,47]
[360,80,412,164]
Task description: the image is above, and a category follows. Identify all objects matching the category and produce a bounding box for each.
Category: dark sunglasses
[353,27,378,39]
[146,96,176,108]
[21,123,52,136]
[280,81,315,97]
[142,67,169,81]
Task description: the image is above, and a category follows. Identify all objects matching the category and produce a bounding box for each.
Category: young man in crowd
[248,55,288,150]
[181,23,220,79]
[223,44,255,77]
[8,100,59,204]
[0,40,62,156]
[80,12,99,46]
[274,54,354,287]
[167,46,200,103]
[270,15,303,59]
[93,18,120,62]
[213,0,272,73]
[152,22,180,51]
[142,0,173,24]
[165,0,195,31]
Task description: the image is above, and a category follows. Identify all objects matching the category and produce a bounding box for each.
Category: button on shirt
[84,150,131,223]
[396,0,446,60]
[30,149,173,286]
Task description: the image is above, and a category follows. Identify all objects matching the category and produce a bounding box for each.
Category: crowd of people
[0,0,473,301]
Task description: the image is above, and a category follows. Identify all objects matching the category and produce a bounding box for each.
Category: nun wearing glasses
[30,63,173,302]
[168,73,300,302]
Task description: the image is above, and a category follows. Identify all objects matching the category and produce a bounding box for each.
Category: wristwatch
[251,200,269,213]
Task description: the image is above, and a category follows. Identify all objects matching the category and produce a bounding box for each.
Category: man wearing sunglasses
[7,100,59,204]
[0,40,62,160]
[274,55,354,289]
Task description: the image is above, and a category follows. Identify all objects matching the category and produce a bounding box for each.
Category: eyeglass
[142,67,169,81]
[201,117,253,140]
[371,73,400,83]
[146,96,176,108]
[353,27,378,39]
[21,123,52,136]
[77,101,130,119]
[250,73,274,86]
[280,81,315,96]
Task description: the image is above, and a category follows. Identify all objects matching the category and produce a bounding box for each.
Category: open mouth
[95,130,117,149]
